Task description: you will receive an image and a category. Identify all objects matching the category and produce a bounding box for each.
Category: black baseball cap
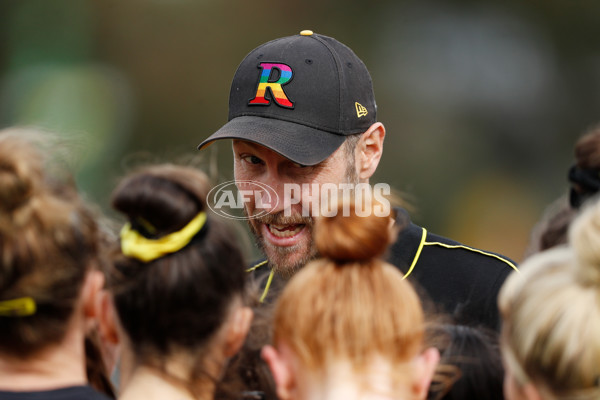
[198,30,377,166]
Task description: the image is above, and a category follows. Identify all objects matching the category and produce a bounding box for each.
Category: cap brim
[198,116,346,166]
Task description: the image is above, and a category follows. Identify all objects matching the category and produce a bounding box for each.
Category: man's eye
[291,162,307,168]
[243,155,263,165]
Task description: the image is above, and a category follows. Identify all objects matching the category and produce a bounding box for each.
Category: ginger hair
[272,197,424,395]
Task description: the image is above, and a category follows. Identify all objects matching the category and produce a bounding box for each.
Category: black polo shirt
[248,207,518,331]
[387,208,517,330]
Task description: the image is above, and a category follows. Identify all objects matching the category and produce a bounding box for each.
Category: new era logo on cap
[198,30,377,166]
[355,102,368,118]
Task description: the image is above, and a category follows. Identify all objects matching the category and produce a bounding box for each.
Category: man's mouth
[267,223,305,238]
[251,212,313,248]
[259,221,310,247]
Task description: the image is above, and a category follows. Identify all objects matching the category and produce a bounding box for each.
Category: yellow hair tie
[120,212,207,262]
[0,297,37,317]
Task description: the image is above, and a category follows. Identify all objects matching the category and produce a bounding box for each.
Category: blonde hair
[272,198,424,396]
[499,199,600,399]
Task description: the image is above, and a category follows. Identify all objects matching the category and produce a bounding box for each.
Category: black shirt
[248,208,518,331]
[387,208,517,330]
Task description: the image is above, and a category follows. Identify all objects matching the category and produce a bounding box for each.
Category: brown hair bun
[315,195,392,263]
[0,133,42,213]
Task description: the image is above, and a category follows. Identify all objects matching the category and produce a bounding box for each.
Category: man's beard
[246,157,359,279]
[247,211,317,279]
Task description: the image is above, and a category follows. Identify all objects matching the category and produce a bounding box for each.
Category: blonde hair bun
[569,198,600,286]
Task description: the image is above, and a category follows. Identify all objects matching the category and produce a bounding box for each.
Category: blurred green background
[2,0,600,262]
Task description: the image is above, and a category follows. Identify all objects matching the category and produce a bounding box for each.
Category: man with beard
[199,30,517,331]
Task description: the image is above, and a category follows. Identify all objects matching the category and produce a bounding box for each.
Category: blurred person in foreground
[525,124,600,258]
[427,324,504,400]
[98,164,253,400]
[199,30,517,330]
[261,196,440,400]
[499,196,600,399]
[0,129,109,399]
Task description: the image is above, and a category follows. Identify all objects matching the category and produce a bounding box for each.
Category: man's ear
[261,345,295,400]
[356,122,385,181]
[224,306,253,357]
[413,347,440,399]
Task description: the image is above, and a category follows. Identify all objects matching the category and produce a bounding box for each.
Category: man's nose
[254,173,288,215]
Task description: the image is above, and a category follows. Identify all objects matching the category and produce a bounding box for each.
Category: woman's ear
[504,362,542,400]
[261,344,295,400]
[224,306,253,357]
[520,382,543,400]
[81,270,105,319]
[96,290,120,347]
[93,289,122,375]
[413,347,440,399]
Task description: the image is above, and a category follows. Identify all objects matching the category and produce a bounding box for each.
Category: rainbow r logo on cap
[248,63,294,108]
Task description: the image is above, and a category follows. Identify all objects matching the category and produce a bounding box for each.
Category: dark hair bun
[574,125,600,169]
[315,196,392,263]
[111,165,209,237]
